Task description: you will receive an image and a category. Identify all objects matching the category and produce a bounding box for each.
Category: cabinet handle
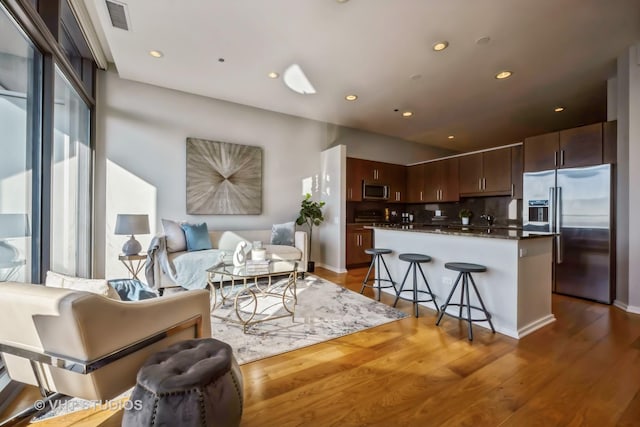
[479,178,482,190]
[419,191,423,201]
[511,183,515,198]
[554,151,558,167]
[560,150,565,166]
[483,177,486,190]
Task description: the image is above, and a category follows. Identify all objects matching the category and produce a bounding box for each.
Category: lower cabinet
[346,226,372,266]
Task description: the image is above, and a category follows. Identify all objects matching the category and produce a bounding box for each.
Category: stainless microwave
[362,182,390,200]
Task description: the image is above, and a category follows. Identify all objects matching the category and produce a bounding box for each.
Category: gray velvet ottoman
[122,338,243,427]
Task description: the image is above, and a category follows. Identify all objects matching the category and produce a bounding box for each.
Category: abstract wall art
[186,138,262,214]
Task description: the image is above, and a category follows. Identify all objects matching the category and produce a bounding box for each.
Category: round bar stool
[360,248,396,301]
[436,262,495,341]
[393,253,439,317]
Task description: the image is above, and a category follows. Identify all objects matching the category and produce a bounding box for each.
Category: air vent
[105,0,129,30]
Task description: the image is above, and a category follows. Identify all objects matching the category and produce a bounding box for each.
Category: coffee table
[207,260,298,332]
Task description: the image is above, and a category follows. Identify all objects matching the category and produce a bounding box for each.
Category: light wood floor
[3,266,640,426]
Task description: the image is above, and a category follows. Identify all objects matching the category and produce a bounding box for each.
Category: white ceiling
[82,0,640,153]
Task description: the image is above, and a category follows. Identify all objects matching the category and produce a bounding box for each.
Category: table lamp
[115,214,150,256]
[0,213,30,265]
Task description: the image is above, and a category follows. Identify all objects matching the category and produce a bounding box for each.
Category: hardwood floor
[3,266,639,426]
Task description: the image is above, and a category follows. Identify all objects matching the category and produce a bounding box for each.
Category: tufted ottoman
[122,338,243,427]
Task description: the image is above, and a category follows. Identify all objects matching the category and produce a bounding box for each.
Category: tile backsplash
[411,196,522,227]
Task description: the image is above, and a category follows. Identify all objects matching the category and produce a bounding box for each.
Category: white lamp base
[122,235,142,256]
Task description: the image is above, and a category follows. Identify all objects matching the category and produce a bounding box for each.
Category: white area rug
[211,274,408,364]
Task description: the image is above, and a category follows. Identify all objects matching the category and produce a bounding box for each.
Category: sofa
[146,229,308,293]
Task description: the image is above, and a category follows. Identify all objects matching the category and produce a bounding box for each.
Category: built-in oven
[362,182,390,200]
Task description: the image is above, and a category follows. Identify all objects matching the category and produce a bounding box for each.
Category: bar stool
[436,262,495,341]
[360,248,396,301]
[393,253,439,317]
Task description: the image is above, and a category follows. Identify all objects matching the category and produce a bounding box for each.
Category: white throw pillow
[161,218,187,253]
[45,271,121,301]
[218,231,252,253]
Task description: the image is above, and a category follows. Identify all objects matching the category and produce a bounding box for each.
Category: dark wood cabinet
[346,157,364,201]
[559,123,603,169]
[406,164,425,202]
[346,225,372,266]
[459,148,511,196]
[386,163,406,203]
[603,120,617,164]
[423,158,459,202]
[511,145,523,199]
[524,122,606,172]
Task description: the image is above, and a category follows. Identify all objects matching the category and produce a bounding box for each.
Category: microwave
[362,182,390,200]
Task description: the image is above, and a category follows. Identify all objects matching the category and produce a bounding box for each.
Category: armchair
[0,282,211,424]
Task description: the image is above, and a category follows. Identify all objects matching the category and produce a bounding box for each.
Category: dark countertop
[364,224,555,240]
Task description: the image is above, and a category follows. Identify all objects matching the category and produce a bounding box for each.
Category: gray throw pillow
[270,221,295,246]
[162,219,187,253]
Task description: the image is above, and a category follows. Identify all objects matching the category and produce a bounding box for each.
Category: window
[50,67,91,276]
[0,1,43,402]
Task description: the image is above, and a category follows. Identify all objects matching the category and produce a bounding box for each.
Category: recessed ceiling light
[336,0,350,3]
[149,50,163,58]
[402,111,413,117]
[495,70,513,79]
[268,72,279,79]
[476,36,491,45]
[433,41,449,52]
[554,106,565,112]
[345,94,358,101]
[448,135,455,140]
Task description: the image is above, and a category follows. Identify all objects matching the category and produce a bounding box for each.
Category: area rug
[210,274,408,364]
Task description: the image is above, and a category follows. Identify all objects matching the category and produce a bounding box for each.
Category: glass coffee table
[207,260,298,332]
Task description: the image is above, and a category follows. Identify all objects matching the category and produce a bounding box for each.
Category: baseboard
[614,299,640,314]
[516,315,557,339]
[315,263,347,274]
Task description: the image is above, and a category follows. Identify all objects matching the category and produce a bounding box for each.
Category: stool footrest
[396,289,436,305]
[439,303,492,322]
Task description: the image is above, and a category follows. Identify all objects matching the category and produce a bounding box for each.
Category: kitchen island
[369,225,555,339]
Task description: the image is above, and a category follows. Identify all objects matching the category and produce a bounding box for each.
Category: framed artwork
[186,138,262,214]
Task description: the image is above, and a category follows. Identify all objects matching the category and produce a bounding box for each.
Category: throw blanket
[172,249,228,290]
[146,236,231,290]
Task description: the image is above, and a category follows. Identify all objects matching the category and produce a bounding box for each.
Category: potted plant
[458,209,472,225]
[295,193,325,272]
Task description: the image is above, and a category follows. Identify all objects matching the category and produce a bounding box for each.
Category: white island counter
[370,226,555,339]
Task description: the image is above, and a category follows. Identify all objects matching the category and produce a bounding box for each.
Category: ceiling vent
[105,0,129,30]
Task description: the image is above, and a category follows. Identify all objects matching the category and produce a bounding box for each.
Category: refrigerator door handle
[549,186,556,232]
[556,187,563,264]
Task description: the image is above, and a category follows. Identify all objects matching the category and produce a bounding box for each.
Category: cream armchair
[0,282,211,424]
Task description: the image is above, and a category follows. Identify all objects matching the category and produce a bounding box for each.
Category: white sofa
[147,229,308,293]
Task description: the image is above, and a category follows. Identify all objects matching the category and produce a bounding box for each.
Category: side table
[118,254,146,280]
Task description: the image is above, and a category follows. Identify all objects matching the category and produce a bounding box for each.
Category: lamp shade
[0,214,30,239]
[114,214,150,236]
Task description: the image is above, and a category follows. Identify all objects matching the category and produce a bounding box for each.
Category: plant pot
[307,261,315,273]
[461,217,470,225]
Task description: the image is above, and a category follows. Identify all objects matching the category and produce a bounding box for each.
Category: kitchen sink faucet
[480,214,495,226]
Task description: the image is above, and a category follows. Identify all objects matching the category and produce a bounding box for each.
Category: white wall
[318,145,346,273]
[94,68,443,278]
[612,43,640,313]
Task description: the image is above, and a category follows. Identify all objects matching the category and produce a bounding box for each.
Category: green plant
[295,193,325,260]
[458,208,472,219]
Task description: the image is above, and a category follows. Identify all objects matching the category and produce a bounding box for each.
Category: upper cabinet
[424,158,459,202]
[406,164,424,203]
[459,147,512,196]
[346,157,406,203]
[524,122,611,172]
[511,145,523,199]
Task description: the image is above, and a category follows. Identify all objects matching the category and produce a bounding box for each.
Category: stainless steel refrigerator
[523,164,614,303]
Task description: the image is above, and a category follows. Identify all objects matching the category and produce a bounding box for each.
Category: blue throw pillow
[108,279,158,301]
[270,221,295,246]
[181,222,213,251]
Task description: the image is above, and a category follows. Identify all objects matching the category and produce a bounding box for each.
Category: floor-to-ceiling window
[0,0,96,409]
[0,1,42,406]
[51,67,91,276]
